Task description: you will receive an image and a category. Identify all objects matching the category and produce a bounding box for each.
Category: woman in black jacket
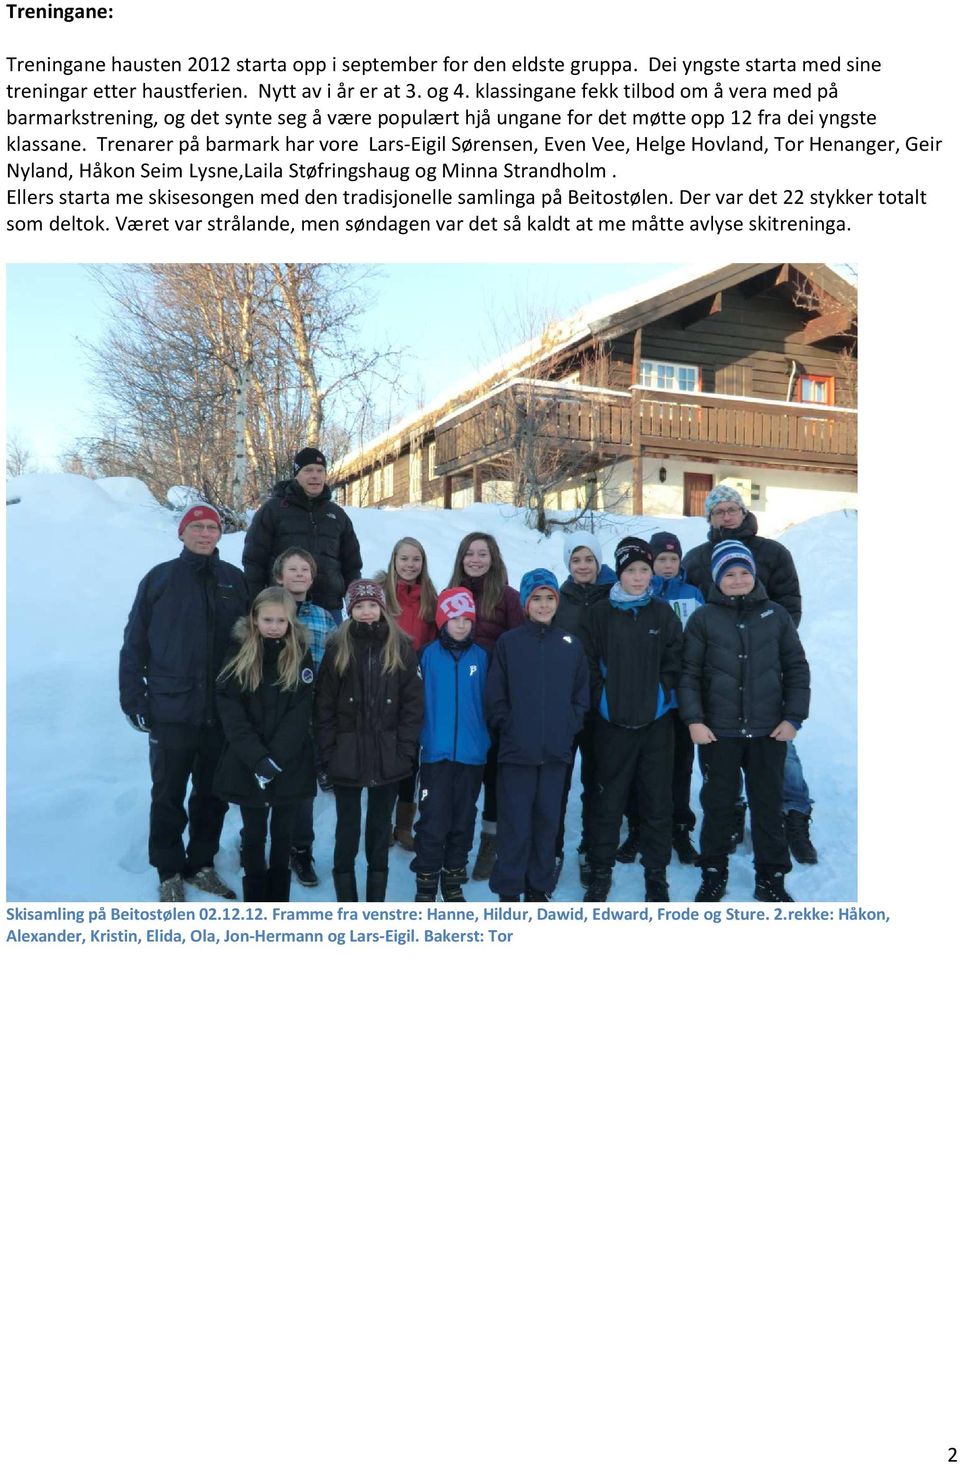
[315,579,424,902]
[215,589,317,902]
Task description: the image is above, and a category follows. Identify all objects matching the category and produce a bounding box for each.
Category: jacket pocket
[378,730,410,783]
[327,732,359,783]
[148,673,197,723]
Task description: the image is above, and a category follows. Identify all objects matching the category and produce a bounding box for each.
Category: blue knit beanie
[519,568,560,610]
[711,542,756,585]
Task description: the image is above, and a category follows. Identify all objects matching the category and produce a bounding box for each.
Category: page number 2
[948,1450,957,1462]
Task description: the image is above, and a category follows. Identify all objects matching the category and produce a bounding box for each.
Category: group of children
[212,522,810,905]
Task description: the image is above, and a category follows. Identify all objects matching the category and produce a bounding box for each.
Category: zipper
[452,648,460,760]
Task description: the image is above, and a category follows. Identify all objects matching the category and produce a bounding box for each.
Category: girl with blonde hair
[381,537,438,849]
[215,588,318,902]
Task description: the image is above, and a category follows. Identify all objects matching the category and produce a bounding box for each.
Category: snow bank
[5,476,856,902]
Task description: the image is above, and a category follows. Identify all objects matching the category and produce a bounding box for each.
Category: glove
[125,712,150,733]
[254,757,282,790]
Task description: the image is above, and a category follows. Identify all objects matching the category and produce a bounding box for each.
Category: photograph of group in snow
[6,260,857,905]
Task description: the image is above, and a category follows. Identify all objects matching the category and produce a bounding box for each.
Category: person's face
[569,547,599,585]
[446,616,472,642]
[718,567,755,597]
[295,462,327,497]
[180,519,221,555]
[394,543,423,582]
[527,588,558,625]
[463,539,492,577]
[710,501,745,531]
[619,561,652,596]
[351,599,381,623]
[653,551,681,580]
[279,556,313,599]
[256,605,289,639]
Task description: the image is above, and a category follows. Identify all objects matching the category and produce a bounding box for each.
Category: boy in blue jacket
[412,587,490,902]
[484,569,590,901]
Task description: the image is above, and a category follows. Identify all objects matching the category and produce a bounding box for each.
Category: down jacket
[679,582,810,737]
[315,619,424,787]
[579,595,683,729]
[553,564,617,641]
[214,639,318,806]
[681,511,802,626]
[242,480,362,613]
[119,547,249,730]
[484,620,590,766]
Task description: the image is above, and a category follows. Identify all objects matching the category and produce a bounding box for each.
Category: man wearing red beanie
[119,503,249,901]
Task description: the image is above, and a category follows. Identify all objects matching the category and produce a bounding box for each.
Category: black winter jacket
[552,565,616,642]
[484,620,590,766]
[681,512,802,626]
[119,548,249,729]
[579,595,683,729]
[315,619,424,787]
[679,583,810,737]
[243,480,362,612]
[214,639,318,806]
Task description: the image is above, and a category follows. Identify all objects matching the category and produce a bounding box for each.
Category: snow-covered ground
[6,474,856,902]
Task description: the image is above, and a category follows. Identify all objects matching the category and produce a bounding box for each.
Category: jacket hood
[180,545,221,570]
[560,563,617,593]
[705,579,770,609]
[273,477,332,510]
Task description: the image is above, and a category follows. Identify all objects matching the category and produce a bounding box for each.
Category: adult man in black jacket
[242,447,362,616]
[681,484,817,863]
[119,505,249,901]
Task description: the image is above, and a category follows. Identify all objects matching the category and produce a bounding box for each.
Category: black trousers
[490,761,567,897]
[147,724,228,881]
[624,709,695,830]
[397,749,421,806]
[240,803,298,874]
[480,735,500,823]
[333,784,398,874]
[590,716,674,872]
[555,722,599,857]
[698,738,790,872]
[413,760,485,873]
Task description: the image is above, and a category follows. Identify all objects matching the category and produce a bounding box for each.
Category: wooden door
[683,472,714,517]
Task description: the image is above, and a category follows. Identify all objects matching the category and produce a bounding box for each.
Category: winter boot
[366,868,389,902]
[524,885,550,901]
[671,822,698,865]
[754,870,794,903]
[615,825,643,863]
[267,867,292,902]
[694,864,728,902]
[185,865,237,899]
[471,827,497,881]
[728,802,747,853]
[583,867,613,902]
[499,894,522,902]
[290,847,319,887]
[578,848,593,889]
[158,874,186,902]
[393,801,417,853]
[785,810,818,865]
[415,871,440,903]
[440,867,467,902]
[644,868,670,902]
[242,871,271,903]
[333,870,359,902]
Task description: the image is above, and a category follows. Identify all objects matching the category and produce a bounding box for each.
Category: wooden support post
[632,445,644,516]
[631,324,644,513]
[473,465,483,504]
[442,475,452,511]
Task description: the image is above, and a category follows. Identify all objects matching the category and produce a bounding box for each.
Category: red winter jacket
[393,580,437,652]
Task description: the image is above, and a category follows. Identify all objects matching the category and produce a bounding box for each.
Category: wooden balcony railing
[432,380,857,477]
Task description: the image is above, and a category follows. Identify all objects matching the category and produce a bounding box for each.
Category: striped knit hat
[711,542,756,585]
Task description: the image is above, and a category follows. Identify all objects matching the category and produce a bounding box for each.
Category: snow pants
[590,716,674,873]
[555,721,600,858]
[489,761,567,898]
[623,709,694,830]
[148,723,228,881]
[698,737,790,873]
[412,760,485,874]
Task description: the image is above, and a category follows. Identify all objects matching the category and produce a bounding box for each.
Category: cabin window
[795,374,835,405]
[638,359,701,393]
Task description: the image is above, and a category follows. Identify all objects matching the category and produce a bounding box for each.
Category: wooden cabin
[333,262,857,524]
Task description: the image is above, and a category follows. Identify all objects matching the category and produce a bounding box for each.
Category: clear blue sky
[6,262,681,471]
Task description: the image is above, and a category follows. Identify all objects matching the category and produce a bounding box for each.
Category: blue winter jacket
[419,635,490,766]
[651,570,705,630]
[485,620,590,765]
